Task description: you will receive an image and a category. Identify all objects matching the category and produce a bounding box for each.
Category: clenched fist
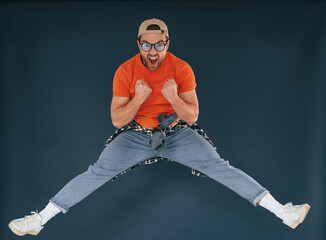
[161,79,178,103]
[134,79,152,104]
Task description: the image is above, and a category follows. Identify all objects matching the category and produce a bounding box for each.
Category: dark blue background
[1,1,325,240]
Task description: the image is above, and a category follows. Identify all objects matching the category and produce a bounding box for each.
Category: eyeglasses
[138,40,169,52]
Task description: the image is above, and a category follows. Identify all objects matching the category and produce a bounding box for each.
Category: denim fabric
[50,126,268,213]
[102,119,216,178]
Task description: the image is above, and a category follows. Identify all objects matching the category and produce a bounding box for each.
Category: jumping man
[9,18,311,236]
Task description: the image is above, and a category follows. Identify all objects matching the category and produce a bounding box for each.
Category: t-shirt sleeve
[178,63,197,93]
[112,66,131,97]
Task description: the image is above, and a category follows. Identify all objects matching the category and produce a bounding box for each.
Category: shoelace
[19,211,40,227]
[282,202,301,214]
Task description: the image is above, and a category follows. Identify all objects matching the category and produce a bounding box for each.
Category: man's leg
[159,127,310,229]
[50,130,155,213]
[9,130,156,236]
[160,127,268,205]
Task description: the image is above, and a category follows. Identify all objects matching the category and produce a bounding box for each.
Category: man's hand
[134,79,152,105]
[161,79,178,103]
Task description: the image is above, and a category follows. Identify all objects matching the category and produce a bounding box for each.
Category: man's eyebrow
[141,40,165,44]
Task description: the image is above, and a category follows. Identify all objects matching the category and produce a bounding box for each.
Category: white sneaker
[8,211,44,236]
[280,202,311,229]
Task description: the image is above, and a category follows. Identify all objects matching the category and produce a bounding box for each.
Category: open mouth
[148,57,158,65]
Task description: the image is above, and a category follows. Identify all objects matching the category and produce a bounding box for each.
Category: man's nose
[149,45,157,54]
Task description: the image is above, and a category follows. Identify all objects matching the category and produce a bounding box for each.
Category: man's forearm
[111,98,143,128]
[169,96,198,125]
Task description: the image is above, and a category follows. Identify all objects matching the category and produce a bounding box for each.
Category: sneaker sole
[8,222,40,236]
[289,204,311,229]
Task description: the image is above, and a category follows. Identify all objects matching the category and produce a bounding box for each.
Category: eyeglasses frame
[138,39,169,52]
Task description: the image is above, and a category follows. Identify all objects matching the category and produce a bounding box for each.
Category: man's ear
[137,40,141,51]
[166,39,170,51]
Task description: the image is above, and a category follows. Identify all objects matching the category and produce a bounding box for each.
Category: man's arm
[110,96,139,129]
[161,79,199,125]
[111,79,152,128]
[171,89,199,125]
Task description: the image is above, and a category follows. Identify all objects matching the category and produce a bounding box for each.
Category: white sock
[259,193,283,219]
[39,201,61,225]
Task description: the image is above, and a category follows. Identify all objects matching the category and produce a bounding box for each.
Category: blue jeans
[50,126,268,213]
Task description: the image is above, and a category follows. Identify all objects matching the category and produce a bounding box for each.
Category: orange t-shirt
[112,51,197,128]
